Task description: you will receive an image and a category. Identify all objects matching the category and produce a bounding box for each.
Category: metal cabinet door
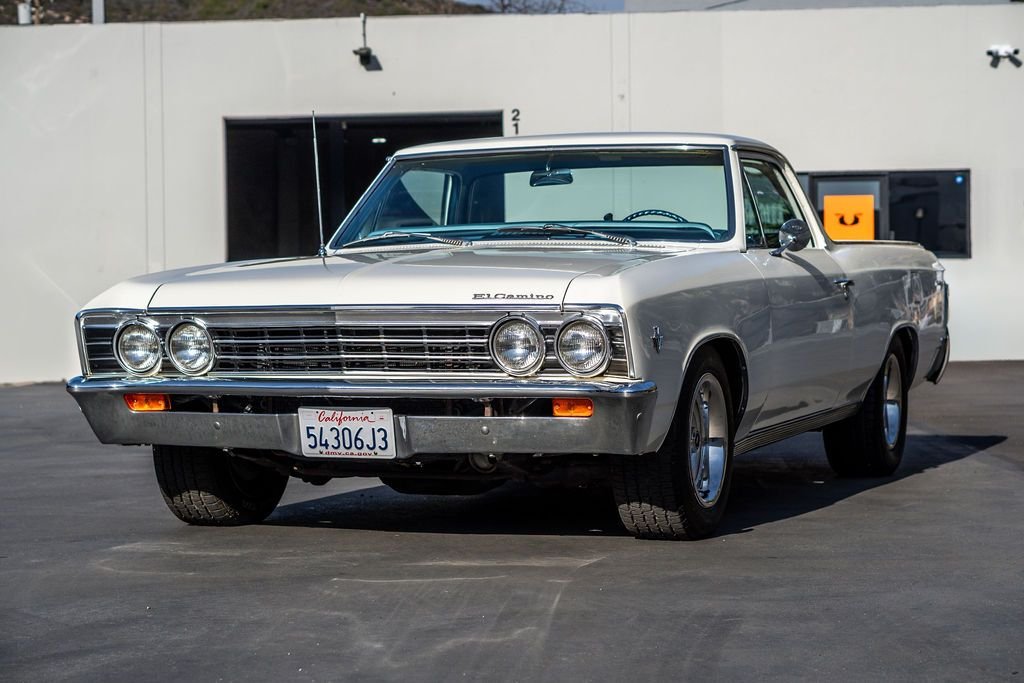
[745,249,853,428]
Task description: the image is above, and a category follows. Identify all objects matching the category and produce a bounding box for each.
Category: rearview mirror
[771,219,811,257]
[529,168,574,187]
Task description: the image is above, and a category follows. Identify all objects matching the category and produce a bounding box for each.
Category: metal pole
[92,0,104,24]
[312,111,326,258]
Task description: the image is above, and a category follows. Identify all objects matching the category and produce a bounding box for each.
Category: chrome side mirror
[770,219,812,257]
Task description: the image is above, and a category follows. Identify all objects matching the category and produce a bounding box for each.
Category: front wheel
[611,349,735,540]
[153,446,288,525]
[823,340,909,477]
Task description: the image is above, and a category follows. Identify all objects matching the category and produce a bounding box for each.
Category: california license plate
[298,408,397,459]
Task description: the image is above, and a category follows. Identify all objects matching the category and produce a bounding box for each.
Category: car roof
[392,132,780,158]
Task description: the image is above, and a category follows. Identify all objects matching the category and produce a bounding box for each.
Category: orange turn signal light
[552,398,593,418]
[124,393,170,412]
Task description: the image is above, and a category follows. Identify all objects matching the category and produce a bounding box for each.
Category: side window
[742,159,803,249]
[743,177,765,248]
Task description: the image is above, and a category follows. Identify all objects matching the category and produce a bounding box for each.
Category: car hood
[135,248,676,310]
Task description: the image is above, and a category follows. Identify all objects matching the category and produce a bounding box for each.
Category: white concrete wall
[1,5,1021,382]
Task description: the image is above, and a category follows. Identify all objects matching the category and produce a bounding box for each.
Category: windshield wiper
[492,224,637,247]
[339,231,473,250]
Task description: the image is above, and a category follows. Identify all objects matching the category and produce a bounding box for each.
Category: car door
[741,154,854,428]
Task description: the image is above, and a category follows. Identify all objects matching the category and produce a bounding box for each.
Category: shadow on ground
[720,433,1005,536]
[268,432,1005,538]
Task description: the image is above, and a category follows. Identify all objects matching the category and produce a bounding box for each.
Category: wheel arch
[680,333,749,428]
[891,324,920,381]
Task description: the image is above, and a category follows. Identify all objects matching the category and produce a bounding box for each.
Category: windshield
[331,148,733,248]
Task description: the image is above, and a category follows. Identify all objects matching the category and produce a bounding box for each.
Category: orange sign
[823,194,875,241]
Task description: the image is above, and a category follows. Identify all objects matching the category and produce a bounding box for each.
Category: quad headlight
[489,317,546,376]
[167,321,215,375]
[114,321,162,375]
[556,317,610,377]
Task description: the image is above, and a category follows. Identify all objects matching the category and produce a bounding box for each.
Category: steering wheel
[623,209,687,223]
[622,209,718,239]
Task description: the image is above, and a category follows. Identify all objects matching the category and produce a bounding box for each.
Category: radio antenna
[312,110,326,258]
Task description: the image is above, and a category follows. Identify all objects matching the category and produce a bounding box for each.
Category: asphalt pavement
[1,363,1022,681]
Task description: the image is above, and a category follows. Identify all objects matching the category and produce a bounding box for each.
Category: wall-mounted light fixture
[353,14,381,71]
[987,45,1022,68]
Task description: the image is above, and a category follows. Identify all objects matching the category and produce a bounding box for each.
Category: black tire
[380,477,505,496]
[823,340,909,477]
[153,446,288,525]
[611,348,735,540]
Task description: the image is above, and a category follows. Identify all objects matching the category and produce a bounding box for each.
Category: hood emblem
[473,293,556,300]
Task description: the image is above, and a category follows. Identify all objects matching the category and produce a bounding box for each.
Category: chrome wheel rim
[882,355,903,449]
[687,373,728,508]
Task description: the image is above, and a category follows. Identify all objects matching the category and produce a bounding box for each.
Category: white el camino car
[68,133,949,540]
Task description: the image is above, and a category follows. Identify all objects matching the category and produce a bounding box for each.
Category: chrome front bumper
[66,377,657,458]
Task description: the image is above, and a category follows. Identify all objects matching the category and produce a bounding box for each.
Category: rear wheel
[823,340,909,477]
[611,349,735,540]
[153,446,288,525]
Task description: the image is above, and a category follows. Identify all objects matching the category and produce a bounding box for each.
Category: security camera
[353,46,374,67]
[987,45,1022,68]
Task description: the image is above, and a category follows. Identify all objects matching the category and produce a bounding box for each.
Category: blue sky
[573,0,626,10]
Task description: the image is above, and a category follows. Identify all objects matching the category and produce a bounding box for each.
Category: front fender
[565,250,770,451]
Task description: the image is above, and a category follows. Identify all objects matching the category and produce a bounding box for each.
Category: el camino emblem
[473,293,556,300]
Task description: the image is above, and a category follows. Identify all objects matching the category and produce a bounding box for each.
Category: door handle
[834,278,855,299]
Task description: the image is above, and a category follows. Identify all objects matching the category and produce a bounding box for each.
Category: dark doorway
[225,112,503,261]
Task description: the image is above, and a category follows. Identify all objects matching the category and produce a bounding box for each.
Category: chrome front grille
[78,308,632,379]
[82,325,120,375]
[212,325,495,373]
